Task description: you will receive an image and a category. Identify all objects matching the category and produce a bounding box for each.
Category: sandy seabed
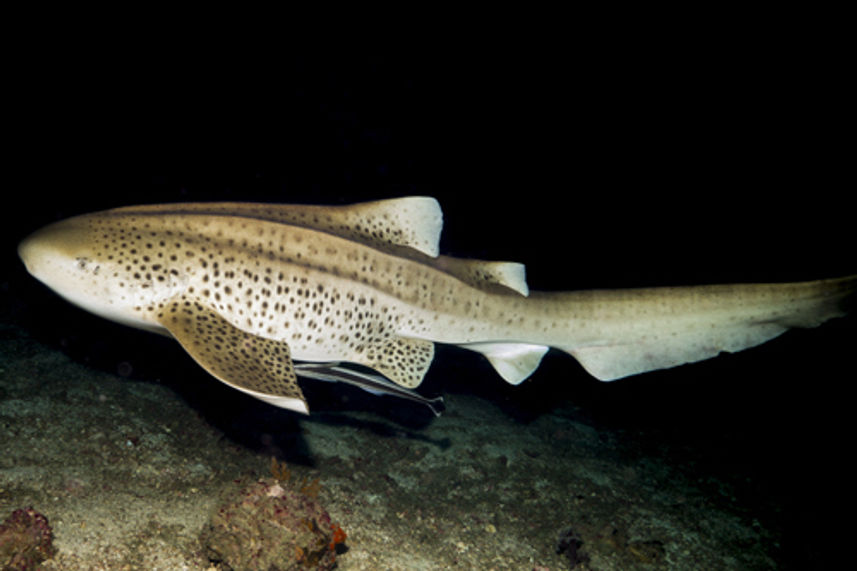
[1,319,782,570]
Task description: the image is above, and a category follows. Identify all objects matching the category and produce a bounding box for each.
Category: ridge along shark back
[18,197,856,415]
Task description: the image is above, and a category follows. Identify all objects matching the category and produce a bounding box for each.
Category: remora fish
[17,197,855,414]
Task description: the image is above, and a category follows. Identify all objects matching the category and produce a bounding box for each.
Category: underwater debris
[300,477,322,499]
[271,456,293,482]
[271,456,322,499]
[201,478,346,570]
[628,539,666,564]
[0,506,57,570]
[556,526,589,569]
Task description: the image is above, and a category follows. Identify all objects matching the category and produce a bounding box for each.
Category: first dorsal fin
[342,196,443,257]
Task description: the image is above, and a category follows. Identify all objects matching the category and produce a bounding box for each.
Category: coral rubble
[0,507,57,571]
[201,478,346,570]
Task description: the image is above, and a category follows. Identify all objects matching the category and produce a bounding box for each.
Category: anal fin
[156,297,309,414]
[461,342,550,384]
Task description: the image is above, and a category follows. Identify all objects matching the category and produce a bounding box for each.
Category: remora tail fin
[553,274,856,381]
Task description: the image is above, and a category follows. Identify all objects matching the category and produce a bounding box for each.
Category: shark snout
[18,217,94,285]
[18,227,53,279]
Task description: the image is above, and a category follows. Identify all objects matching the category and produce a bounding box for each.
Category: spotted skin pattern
[18,197,856,414]
[66,200,542,396]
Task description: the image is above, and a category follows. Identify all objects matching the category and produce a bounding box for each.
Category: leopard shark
[17,197,855,415]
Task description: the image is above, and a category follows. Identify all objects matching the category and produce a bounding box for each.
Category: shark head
[18,214,167,333]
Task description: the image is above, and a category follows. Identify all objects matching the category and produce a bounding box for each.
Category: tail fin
[559,274,856,381]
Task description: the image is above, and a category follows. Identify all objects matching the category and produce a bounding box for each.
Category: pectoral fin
[156,297,309,414]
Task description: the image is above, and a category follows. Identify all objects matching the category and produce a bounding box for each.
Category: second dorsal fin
[434,257,530,296]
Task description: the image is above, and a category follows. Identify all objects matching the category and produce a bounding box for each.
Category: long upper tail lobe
[543,274,856,381]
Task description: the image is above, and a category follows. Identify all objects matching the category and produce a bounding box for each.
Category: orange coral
[329,523,347,551]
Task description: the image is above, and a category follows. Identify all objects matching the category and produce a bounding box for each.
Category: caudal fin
[559,274,856,381]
